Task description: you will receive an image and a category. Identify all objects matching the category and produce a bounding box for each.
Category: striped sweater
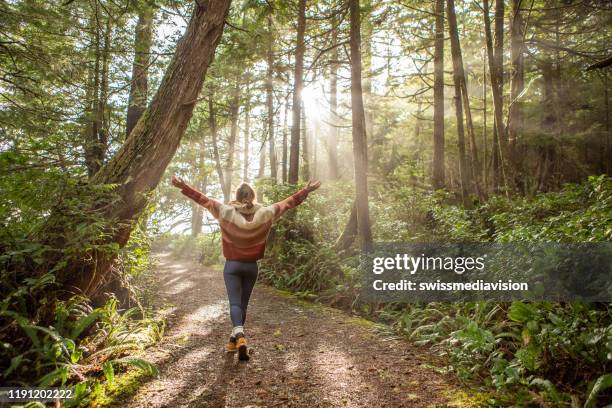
[181,185,310,261]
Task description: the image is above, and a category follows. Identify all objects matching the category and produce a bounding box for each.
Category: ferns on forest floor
[253,176,612,407]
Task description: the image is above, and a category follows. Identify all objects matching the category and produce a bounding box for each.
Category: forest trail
[113,253,471,408]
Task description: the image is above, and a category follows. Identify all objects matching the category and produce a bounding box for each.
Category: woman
[171,175,321,361]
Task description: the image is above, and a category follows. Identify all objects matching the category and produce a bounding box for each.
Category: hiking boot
[226,336,237,353]
[235,333,249,361]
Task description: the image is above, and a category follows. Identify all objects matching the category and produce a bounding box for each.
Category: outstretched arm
[171,176,221,218]
[273,180,321,218]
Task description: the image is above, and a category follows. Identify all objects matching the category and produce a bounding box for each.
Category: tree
[126,2,154,138]
[70,0,232,295]
[432,0,445,189]
[224,82,240,199]
[349,0,372,247]
[84,5,112,177]
[447,0,470,203]
[483,0,507,190]
[328,14,340,180]
[447,0,483,199]
[508,0,524,155]
[266,15,278,181]
[288,0,306,183]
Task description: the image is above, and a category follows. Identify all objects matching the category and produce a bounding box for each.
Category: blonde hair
[235,183,256,209]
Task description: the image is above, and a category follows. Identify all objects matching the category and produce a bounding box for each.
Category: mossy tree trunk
[69,0,232,296]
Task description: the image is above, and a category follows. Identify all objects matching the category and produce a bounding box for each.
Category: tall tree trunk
[266,15,278,181]
[243,78,251,182]
[85,5,110,178]
[258,138,267,179]
[537,56,556,192]
[95,19,111,174]
[288,0,306,183]
[482,46,489,188]
[209,90,228,202]
[126,3,154,138]
[67,0,231,296]
[447,0,470,203]
[328,16,340,180]
[432,0,445,189]
[192,119,207,236]
[483,0,508,191]
[282,95,289,183]
[447,0,483,199]
[224,82,240,200]
[349,0,373,247]
[508,0,524,153]
[362,0,374,146]
[301,104,310,180]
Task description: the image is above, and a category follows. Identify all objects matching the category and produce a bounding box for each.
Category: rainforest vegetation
[0,0,610,405]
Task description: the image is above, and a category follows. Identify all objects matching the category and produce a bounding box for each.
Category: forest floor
[109,253,486,408]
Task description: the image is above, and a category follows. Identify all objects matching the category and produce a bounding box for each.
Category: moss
[91,368,154,407]
[440,388,494,407]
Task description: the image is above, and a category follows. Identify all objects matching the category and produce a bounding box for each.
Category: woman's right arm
[171,176,221,218]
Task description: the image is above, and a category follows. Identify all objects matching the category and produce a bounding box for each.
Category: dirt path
[115,253,472,408]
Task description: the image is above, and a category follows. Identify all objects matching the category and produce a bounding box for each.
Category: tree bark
[508,0,524,152]
[243,78,251,182]
[483,0,507,191]
[209,90,228,202]
[328,16,340,180]
[349,0,373,248]
[432,0,445,189]
[266,15,278,181]
[288,0,306,183]
[447,0,470,203]
[447,0,483,199]
[224,82,240,200]
[301,104,310,180]
[282,94,289,183]
[85,6,111,177]
[335,200,357,251]
[126,3,154,138]
[69,0,231,296]
[258,138,267,179]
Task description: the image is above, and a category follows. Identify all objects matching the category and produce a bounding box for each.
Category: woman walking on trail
[171,176,321,361]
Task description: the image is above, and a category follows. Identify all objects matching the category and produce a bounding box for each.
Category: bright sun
[300,83,327,120]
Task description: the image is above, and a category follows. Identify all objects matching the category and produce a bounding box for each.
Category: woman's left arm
[272,180,321,218]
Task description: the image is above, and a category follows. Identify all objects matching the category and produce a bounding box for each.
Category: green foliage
[260,176,612,406]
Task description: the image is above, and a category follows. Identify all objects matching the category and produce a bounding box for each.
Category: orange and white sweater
[181,185,310,262]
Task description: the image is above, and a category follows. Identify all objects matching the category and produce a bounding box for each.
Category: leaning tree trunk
[349,0,373,248]
[126,4,154,138]
[288,0,306,183]
[432,0,445,189]
[67,0,231,296]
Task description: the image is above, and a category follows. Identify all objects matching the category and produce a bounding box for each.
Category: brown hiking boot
[236,333,249,361]
[226,336,237,353]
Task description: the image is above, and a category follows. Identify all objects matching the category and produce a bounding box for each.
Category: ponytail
[235,183,256,209]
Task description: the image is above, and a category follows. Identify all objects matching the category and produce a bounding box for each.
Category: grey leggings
[223,260,258,327]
